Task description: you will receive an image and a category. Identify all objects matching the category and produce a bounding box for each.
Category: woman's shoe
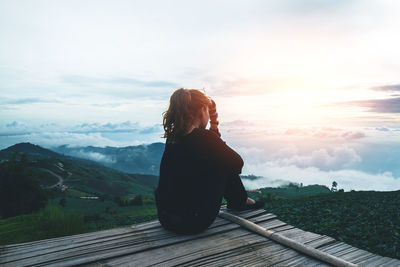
[227,200,265,211]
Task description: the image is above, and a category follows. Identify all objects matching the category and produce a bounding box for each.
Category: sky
[1,0,400,191]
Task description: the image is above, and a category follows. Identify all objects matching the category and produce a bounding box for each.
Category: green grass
[0,205,84,245]
[0,198,158,246]
[65,188,95,197]
[247,184,332,202]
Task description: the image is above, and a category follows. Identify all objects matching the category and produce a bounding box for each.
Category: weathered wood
[218,211,358,267]
[2,208,400,267]
[97,227,273,266]
[304,236,337,249]
[342,250,375,264]
[359,256,400,267]
[380,258,400,267]
[0,210,267,267]
[358,255,399,266]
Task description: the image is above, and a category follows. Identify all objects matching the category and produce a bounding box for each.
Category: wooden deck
[1,206,399,266]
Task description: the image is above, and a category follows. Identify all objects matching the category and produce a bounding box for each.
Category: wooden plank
[380,258,400,266]
[339,249,373,263]
[269,224,296,233]
[96,229,302,266]
[193,243,300,267]
[316,241,346,252]
[332,246,362,260]
[94,227,272,266]
[304,236,336,249]
[273,228,322,244]
[4,209,398,267]
[2,227,133,249]
[248,213,277,223]
[1,210,269,267]
[271,253,325,267]
[220,207,268,219]
[358,256,398,266]
[0,227,137,258]
[0,210,266,251]
[320,243,353,255]
[1,229,165,263]
[180,242,271,267]
[352,252,381,264]
[0,213,237,262]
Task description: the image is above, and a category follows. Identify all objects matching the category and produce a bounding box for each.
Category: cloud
[61,75,178,88]
[0,120,164,149]
[242,161,400,192]
[58,75,181,100]
[375,127,390,132]
[276,0,352,14]
[371,84,400,92]
[284,127,366,140]
[221,120,258,127]
[235,137,363,172]
[6,121,27,128]
[70,150,116,164]
[70,121,163,135]
[205,76,302,97]
[0,97,61,105]
[347,97,400,113]
[277,145,362,170]
[139,124,164,134]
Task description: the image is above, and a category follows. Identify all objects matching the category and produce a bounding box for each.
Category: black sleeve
[191,129,244,174]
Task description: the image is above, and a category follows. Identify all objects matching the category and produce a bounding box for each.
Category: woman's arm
[191,129,244,174]
[208,99,221,137]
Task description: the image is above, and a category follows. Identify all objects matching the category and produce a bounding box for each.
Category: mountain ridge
[0,142,159,197]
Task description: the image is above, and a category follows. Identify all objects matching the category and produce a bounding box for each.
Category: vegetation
[0,205,84,245]
[262,190,400,259]
[0,144,159,245]
[247,183,332,202]
[0,153,48,218]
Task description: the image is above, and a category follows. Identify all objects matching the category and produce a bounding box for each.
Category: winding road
[40,164,72,189]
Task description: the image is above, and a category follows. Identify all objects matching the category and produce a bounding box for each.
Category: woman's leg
[223,173,248,208]
[158,172,248,235]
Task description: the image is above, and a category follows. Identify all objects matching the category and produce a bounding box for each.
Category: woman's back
[156,88,252,234]
[155,127,244,218]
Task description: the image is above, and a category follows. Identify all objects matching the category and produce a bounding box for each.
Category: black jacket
[154,128,244,216]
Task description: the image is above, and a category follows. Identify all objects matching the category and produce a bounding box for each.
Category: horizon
[1,0,400,191]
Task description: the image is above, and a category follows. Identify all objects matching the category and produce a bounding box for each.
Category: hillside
[51,143,165,175]
[0,143,160,244]
[0,143,159,197]
[0,142,61,160]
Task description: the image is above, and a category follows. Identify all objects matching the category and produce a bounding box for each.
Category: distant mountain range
[0,142,282,196]
[0,142,159,197]
[51,143,165,176]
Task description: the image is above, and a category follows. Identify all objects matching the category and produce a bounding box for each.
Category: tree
[331,181,338,192]
[130,195,143,206]
[0,155,48,218]
[59,198,66,207]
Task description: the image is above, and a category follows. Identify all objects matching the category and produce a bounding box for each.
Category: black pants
[158,172,248,235]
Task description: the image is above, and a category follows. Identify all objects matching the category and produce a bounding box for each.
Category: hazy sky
[1,0,400,191]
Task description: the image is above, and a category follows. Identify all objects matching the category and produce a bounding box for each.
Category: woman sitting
[155,88,264,235]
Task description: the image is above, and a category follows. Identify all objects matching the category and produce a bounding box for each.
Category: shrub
[35,205,84,239]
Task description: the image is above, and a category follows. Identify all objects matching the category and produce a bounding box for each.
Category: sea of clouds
[1,119,400,191]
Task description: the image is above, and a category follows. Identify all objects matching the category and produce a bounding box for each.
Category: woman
[154,88,264,235]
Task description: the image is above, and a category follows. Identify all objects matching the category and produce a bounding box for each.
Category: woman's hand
[209,99,221,137]
[209,99,219,128]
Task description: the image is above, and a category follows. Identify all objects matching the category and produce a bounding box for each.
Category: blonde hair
[162,88,210,143]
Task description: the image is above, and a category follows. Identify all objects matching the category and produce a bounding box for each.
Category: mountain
[51,143,165,175]
[0,142,61,160]
[0,142,159,197]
